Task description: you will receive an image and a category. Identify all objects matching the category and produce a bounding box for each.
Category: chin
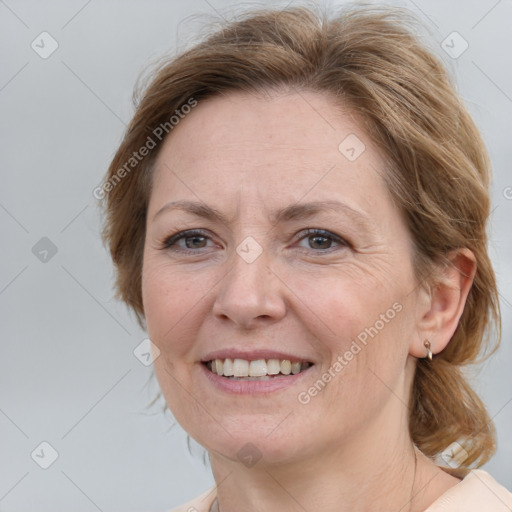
[192,418,312,468]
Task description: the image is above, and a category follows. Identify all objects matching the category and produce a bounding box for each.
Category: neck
[206,359,462,512]
[209,423,422,512]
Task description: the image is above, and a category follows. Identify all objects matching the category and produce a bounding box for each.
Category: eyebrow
[153,199,374,230]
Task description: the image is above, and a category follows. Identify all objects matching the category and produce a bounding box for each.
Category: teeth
[223,358,234,377]
[207,358,311,378]
[280,360,291,375]
[233,358,249,377]
[267,359,281,375]
[291,361,301,375]
[249,359,267,377]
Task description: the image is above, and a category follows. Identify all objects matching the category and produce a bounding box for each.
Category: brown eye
[184,235,208,249]
[296,229,349,252]
[308,234,333,250]
[161,229,215,252]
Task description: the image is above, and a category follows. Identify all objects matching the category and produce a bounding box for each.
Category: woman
[101,4,512,511]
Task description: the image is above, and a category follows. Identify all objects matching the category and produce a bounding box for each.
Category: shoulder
[426,469,512,511]
[165,472,512,512]
[168,486,217,512]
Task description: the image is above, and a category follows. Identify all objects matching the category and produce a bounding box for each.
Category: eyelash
[160,228,350,255]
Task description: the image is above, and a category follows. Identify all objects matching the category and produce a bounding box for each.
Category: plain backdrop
[1,0,511,510]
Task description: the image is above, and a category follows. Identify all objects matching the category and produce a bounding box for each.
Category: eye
[295,229,349,252]
[161,229,217,253]
[160,228,349,255]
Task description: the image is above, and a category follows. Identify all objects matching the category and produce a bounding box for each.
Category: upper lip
[201,349,315,363]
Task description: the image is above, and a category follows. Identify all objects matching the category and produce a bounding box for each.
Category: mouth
[203,358,314,381]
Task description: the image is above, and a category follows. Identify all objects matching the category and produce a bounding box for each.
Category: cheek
[142,259,209,424]
[291,266,404,347]
[141,258,207,357]
[296,270,412,398]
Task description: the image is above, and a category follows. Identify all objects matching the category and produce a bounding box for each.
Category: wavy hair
[101,4,500,467]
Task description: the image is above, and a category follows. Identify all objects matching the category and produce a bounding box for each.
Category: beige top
[169,470,512,512]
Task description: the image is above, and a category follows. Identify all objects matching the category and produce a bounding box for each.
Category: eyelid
[160,228,215,251]
[294,228,350,250]
[160,227,350,255]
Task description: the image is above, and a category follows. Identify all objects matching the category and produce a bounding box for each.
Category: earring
[424,339,433,361]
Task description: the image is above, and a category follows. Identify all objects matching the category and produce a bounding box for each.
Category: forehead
[149,89,391,220]
[160,88,362,158]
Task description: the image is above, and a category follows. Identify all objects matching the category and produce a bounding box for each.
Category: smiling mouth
[204,358,313,380]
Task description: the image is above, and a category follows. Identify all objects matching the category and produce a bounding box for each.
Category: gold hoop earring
[424,339,433,361]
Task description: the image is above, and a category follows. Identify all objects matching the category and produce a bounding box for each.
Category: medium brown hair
[101,4,500,467]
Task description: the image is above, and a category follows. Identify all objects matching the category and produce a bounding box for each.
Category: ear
[409,248,476,358]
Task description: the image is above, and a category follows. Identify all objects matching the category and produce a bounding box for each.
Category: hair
[101,3,500,468]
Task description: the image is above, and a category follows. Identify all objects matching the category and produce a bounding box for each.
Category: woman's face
[142,89,424,466]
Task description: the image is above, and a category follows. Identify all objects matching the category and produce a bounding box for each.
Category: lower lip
[199,362,313,395]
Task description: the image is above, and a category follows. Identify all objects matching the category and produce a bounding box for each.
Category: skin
[142,89,476,512]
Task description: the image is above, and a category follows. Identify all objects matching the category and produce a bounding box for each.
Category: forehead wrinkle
[272,200,373,227]
[152,200,235,225]
[153,199,375,234]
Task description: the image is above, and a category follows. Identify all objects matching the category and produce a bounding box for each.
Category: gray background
[1,0,511,510]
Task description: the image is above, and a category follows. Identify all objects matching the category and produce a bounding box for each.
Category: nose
[212,248,287,329]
